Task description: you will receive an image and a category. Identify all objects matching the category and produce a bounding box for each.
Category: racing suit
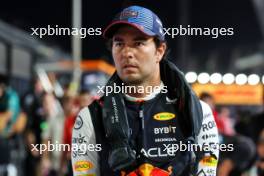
[71,60,219,176]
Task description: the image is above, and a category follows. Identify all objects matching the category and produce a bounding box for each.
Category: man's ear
[156,42,167,63]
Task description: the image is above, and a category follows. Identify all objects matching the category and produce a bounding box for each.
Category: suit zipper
[139,104,144,130]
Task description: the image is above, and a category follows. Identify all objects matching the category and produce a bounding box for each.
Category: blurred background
[0,0,263,176]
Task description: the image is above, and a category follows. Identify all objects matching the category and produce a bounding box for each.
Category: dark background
[0,0,263,73]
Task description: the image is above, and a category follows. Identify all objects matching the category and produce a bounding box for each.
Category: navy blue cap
[103,6,165,41]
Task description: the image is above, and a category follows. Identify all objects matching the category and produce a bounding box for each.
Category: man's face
[203,97,215,110]
[112,25,165,85]
[79,93,92,108]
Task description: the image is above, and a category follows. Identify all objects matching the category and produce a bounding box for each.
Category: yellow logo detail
[138,163,154,176]
[74,161,94,172]
[153,112,175,121]
[200,156,218,167]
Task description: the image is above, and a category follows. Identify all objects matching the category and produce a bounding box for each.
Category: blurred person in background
[0,74,21,138]
[217,134,256,176]
[249,88,264,143]
[200,92,225,132]
[78,89,93,108]
[243,129,264,176]
[0,73,28,176]
[41,92,64,176]
[22,77,46,176]
[234,110,252,138]
[200,92,256,176]
[217,107,236,136]
[60,90,93,176]
[60,94,79,176]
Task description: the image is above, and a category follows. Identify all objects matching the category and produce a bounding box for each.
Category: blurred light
[248,74,260,85]
[185,72,197,83]
[262,75,264,84]
[198,72,210,84]
[223,73,235,85]
[210,73,222,84]
[235,74,247,85]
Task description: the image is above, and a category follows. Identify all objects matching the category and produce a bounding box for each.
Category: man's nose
[121,45,134,59]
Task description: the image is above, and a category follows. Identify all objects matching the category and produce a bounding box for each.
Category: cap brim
[103,21,156,39]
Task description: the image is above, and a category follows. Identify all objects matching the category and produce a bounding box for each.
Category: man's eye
[114,42,123,47]
[135,42,145,46]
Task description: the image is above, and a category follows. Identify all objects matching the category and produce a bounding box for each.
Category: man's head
[200,92,215,110]
[33,77,43,94]
[61,94,76,116]
[103,6,166,85]
[78,90,93,108]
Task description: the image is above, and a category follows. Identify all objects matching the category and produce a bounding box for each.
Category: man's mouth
[123,64,138,69]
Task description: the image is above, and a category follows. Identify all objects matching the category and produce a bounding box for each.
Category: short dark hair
[79,89,90,95]
[61,94,73,105]
[199,92,213,100]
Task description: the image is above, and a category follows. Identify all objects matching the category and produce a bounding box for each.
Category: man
[41,92,65,176]
[0,74,20,175]
[78,89,93,108]
[22,77,45,176]
[244,129,264,176]
[200,93,255,176]
[72,6,219,176]
[0,74,20,137]
[199,92,224,133]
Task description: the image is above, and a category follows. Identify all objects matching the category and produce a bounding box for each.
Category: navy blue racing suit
[71,88,219,176]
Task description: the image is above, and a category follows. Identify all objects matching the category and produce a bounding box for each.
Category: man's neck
[124,81,164,102]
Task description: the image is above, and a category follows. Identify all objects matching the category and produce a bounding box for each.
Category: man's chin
[121,75,142,85]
